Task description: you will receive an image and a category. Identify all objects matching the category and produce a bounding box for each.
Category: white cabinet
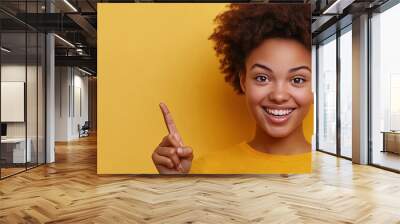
[1,138,32,163]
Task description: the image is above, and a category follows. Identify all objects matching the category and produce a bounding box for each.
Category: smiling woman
[151,3,312,174]
[242,38,312,154]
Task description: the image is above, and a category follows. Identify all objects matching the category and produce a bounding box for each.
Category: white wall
[72,72,89,138]
[1,65,38,138]
[55,67,89,141]
[55,67,70,141]
[1,82,25,122]
[1,65,26,137]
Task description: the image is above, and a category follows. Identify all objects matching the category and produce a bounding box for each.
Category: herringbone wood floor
[1,135,400,224]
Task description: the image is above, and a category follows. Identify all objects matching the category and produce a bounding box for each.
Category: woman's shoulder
[190,142,312,174]
[197,141,312,161]
[230,142,311,158]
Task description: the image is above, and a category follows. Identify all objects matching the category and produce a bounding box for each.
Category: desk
[1,138,31,163]
[381,131,400,154]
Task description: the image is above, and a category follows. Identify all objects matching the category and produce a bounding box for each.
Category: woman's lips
[262,107,295,125]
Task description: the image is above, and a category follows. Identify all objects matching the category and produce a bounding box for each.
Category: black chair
[79,121,90,138]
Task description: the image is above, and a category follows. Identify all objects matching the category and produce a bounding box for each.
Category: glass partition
[27,0,38,169]
[1,31,28,177]
[38,32,45,165]
[27,30,38,169]
[0,1,46,179]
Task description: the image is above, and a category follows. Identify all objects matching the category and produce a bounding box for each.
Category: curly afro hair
[209,4,311,94]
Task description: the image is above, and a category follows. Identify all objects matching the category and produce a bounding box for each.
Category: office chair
[79,121,90,138]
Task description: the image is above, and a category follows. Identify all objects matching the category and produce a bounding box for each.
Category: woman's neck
[248,124,310,155]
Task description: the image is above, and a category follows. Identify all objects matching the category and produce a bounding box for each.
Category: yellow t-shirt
[190,142,312,174]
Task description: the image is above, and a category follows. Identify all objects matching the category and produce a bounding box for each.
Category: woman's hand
[151,103,193,174]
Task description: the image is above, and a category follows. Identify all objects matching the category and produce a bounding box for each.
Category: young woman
[152,4,312,174]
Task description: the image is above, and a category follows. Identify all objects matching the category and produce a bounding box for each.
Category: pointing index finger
[159,102,184,146]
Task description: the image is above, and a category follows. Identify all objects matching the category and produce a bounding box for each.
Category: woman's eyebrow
[289,66,311,73]
[251,63,273,72]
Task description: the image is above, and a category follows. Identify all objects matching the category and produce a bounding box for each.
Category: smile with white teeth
[263,107,294,116]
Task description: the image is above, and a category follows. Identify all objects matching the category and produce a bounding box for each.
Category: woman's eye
[292,77,306,85]
[255,75,269,83]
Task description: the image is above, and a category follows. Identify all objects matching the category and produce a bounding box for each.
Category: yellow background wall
[97,3,313,174]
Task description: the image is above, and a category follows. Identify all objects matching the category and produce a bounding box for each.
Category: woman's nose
[267,83,290,104]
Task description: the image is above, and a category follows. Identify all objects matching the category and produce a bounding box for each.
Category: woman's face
[241,38,313,138]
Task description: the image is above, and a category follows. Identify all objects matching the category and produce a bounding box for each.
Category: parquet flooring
[1,167,26,178]
[1,134,400,223]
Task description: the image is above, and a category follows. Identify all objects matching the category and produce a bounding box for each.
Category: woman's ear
[239,71,246,93]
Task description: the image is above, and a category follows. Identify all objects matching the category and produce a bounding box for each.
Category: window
[370,2,400,171]
[317,35,337,154]
[339,27,352,158]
